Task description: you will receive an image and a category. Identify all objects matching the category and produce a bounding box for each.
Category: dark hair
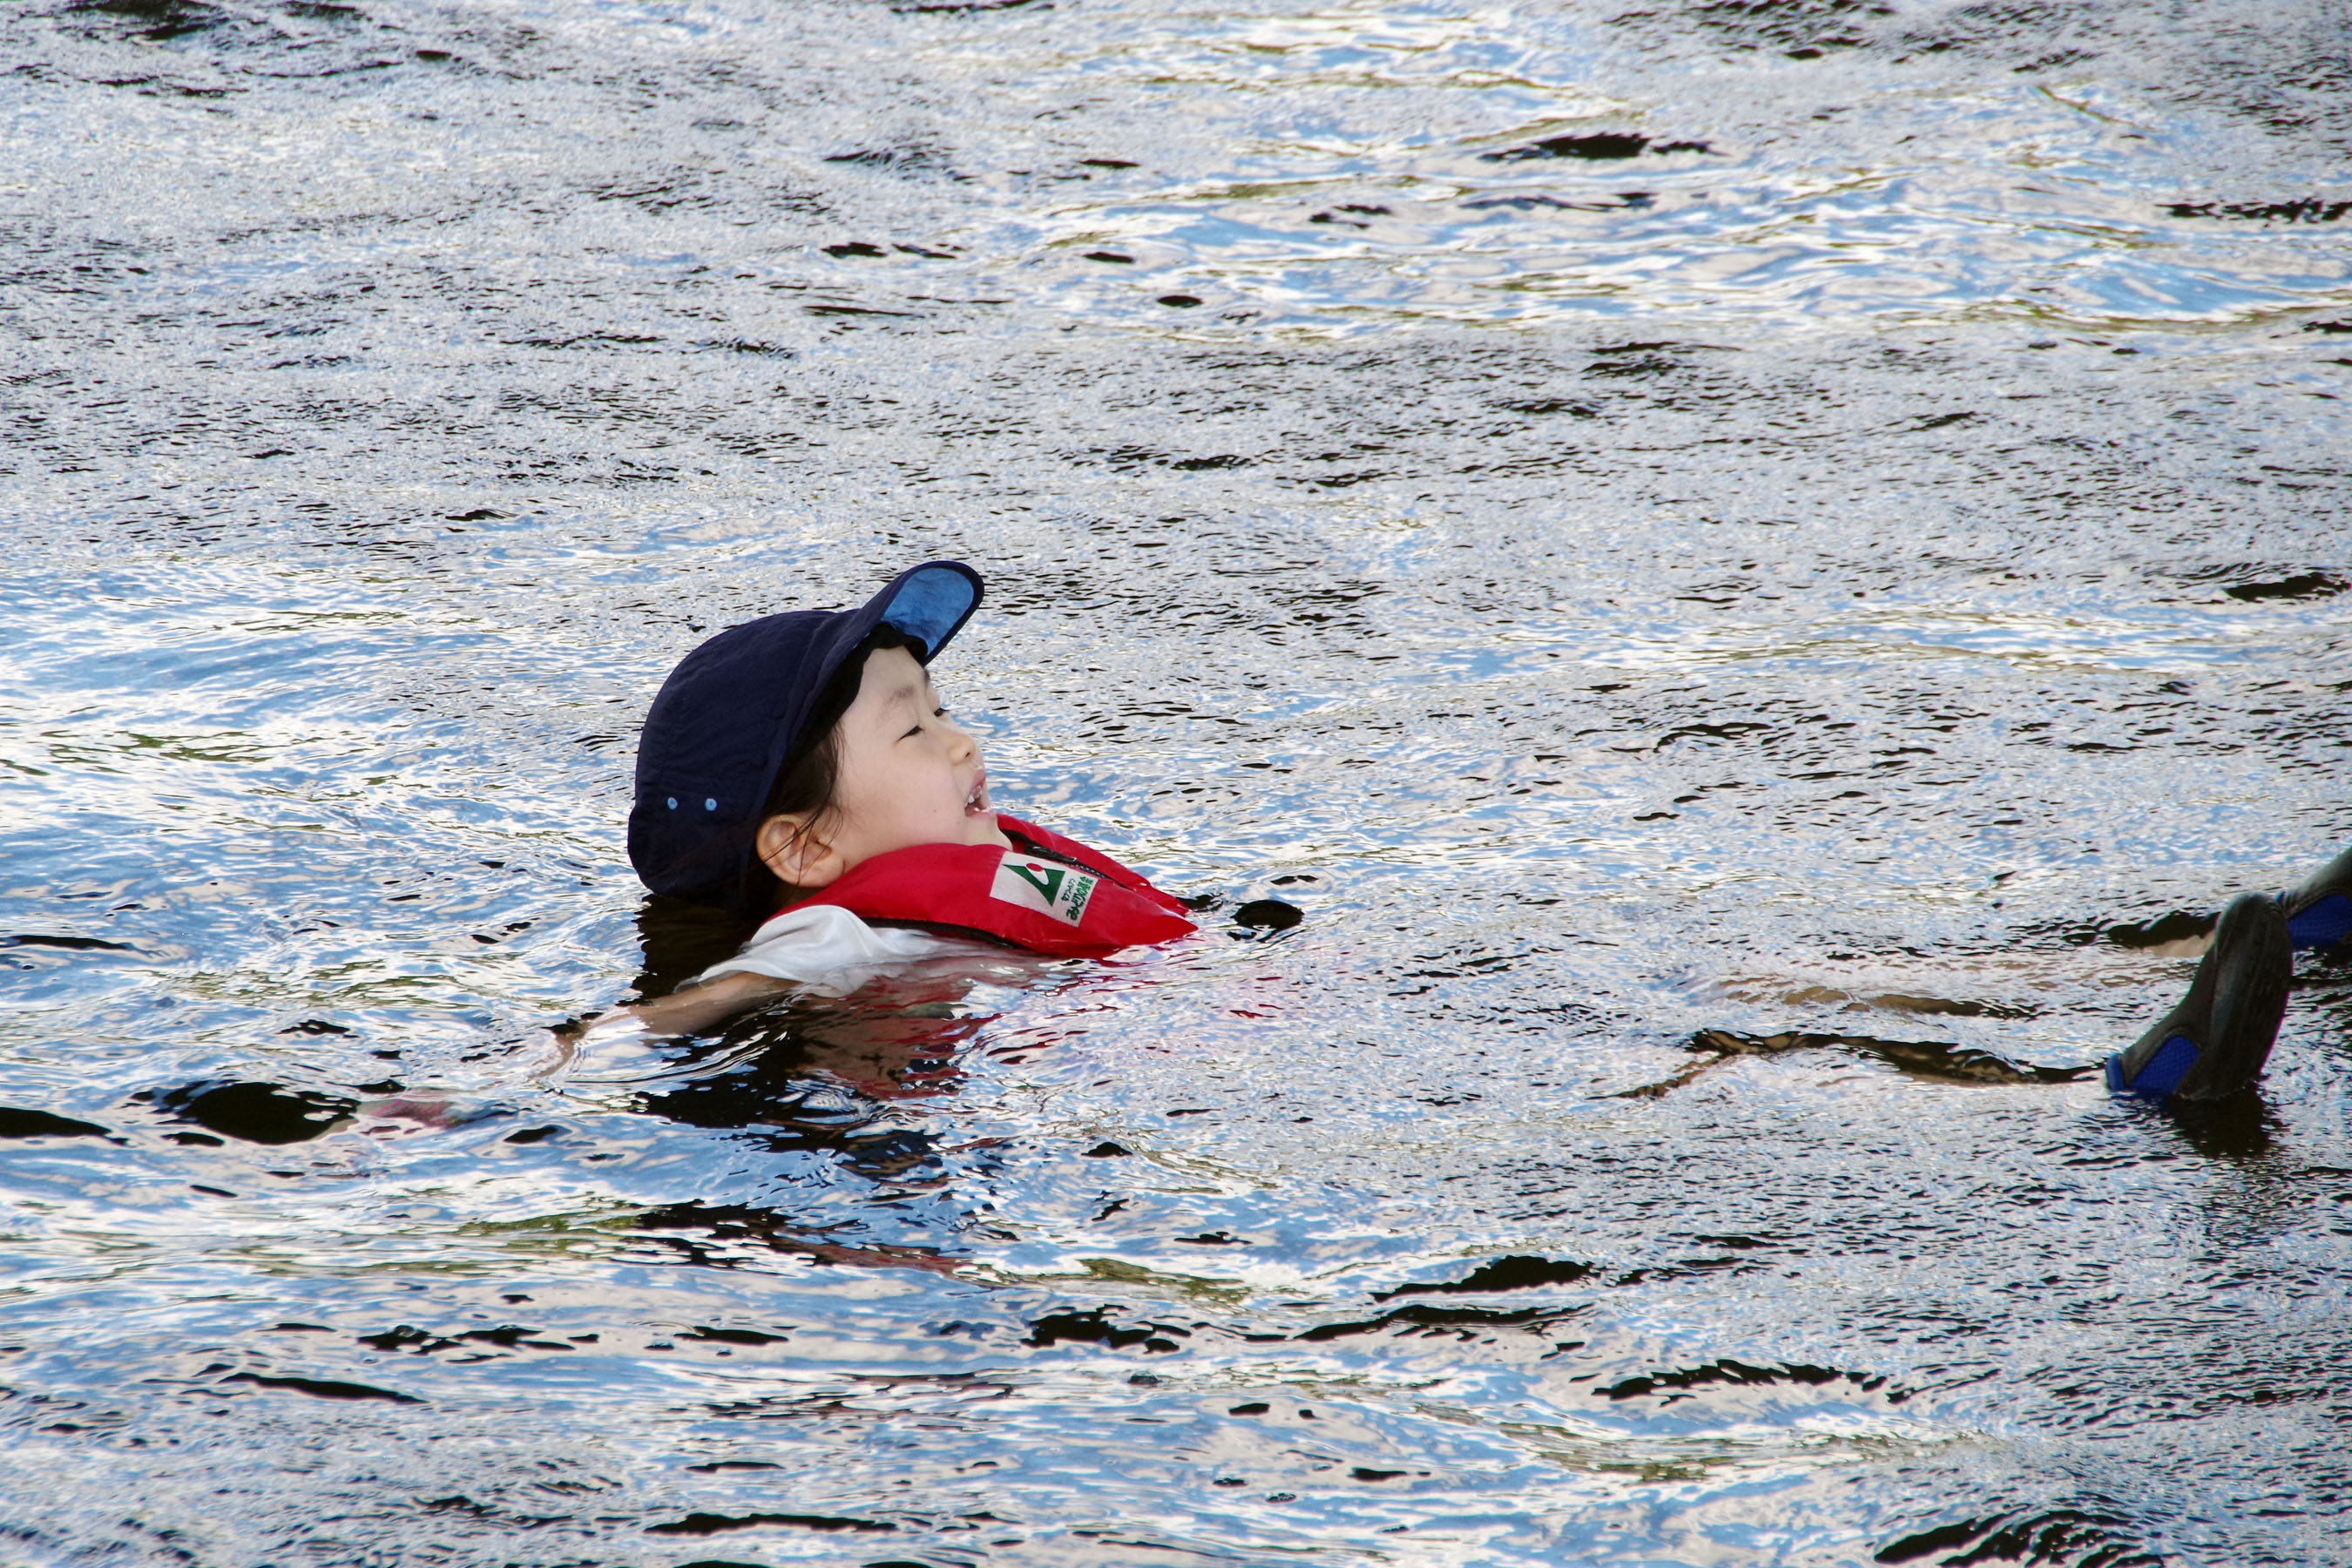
[744,625,923,910]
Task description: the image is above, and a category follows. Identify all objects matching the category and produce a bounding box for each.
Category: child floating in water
[582,559,2349,1111]
[578,561,1197,1058]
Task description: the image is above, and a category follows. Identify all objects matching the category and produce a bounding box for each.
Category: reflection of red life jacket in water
[786,814,1195,957]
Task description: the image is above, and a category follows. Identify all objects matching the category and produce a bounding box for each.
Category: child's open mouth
[965,774,991,816]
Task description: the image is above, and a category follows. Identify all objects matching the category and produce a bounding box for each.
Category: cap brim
[871,560,983,661]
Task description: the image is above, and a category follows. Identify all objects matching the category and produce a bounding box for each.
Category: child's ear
[755,812,845,890]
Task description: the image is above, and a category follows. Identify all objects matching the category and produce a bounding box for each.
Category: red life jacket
[787,814,1196,957]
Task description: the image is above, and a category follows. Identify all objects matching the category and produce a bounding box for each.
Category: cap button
[666,797,677,809]
[705,797,717,811]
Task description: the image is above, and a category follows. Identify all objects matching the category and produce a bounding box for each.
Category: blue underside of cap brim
[880,564,979,659]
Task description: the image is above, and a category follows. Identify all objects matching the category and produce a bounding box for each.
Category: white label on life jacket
[990,853,1098,927]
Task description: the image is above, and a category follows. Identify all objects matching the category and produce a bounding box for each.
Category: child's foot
[2105,892,2290,1103]
[2281,843,2352,955]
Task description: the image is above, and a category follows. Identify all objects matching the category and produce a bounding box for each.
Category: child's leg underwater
[1645,843,2349,1104]
[2106,843,2352,1104]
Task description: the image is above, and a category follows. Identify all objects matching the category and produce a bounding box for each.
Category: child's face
[801,645,1009,877]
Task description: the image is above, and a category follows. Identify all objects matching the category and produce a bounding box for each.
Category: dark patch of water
[149,1079,359,1143]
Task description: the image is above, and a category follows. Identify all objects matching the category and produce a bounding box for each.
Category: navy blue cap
[628,560,984,900]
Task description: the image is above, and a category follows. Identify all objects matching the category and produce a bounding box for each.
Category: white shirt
[544,905,1045,1091]
[692,902,1005,997]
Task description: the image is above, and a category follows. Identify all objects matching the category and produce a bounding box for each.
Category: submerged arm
[619,970,800,1039]
[534,970,799,1081]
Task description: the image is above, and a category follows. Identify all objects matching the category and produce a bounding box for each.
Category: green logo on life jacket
[1009,862,1064,903]
[990,853,1098,926]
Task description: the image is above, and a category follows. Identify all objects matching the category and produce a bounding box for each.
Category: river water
[4,1,2351,1564]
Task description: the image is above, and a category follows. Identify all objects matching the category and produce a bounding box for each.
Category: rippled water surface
[5,0,2352,1563]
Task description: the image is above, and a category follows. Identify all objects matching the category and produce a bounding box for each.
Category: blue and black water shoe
[2280,843,2352,956]
[2105,891,2290,1103]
